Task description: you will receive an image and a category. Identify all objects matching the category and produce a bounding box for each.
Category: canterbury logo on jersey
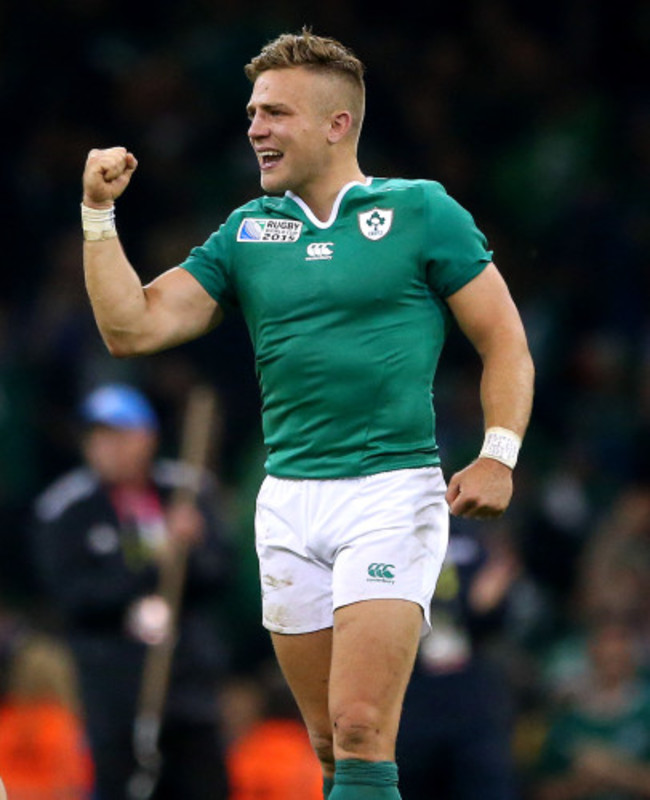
[237,218,303,242]
[305,242,334,261]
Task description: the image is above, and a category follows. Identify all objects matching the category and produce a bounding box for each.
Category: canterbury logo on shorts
[367,562,396,582]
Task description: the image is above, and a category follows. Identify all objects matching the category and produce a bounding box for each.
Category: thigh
[330,598,423,760]
[270,627,333,739]
[256,478,334,634]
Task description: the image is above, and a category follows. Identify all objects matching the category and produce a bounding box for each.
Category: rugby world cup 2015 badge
[358,208,394,241]
[237,218,303,243]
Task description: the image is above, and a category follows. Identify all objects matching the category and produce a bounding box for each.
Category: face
[247,67,337,197]
[82,426,158,486]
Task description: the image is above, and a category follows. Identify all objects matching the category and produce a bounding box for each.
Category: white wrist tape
[479,427,521,469]
[81,203,117,241]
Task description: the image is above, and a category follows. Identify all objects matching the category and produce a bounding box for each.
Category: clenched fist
[445,457,513,519]
[82,147,138,209]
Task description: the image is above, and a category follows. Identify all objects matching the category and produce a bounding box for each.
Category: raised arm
[82,147,222,357]
[444,263,534,518]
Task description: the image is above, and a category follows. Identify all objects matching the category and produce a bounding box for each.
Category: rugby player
[80,29,534,800]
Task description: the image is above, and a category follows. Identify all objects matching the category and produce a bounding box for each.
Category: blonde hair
[245,28,366,134]
[7,634,83,715]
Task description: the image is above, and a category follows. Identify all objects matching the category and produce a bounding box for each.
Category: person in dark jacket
[397,522,521,800]
[31,383,232,800]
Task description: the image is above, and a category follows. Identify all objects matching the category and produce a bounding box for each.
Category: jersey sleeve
[179,220,239,312]
[423,183,493,298]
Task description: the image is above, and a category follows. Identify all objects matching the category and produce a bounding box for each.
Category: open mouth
[258,150,283,170]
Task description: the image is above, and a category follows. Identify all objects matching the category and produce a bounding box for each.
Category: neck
[293,162,366,222]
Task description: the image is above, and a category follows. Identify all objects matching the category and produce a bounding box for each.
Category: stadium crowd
[0,1,648,797]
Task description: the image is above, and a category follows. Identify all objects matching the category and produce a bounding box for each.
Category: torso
[182,178,491,478]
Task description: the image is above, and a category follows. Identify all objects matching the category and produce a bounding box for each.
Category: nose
[247,111,269,141]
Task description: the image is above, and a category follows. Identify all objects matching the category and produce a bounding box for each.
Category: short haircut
[245,28,366,133]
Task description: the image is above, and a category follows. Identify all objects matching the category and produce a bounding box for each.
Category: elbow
[481,327,534,369]
[102,332,145,359]
[513,340,536,394]
[523,342,536,384]
[106,342,135,359]
[522,342,535,376]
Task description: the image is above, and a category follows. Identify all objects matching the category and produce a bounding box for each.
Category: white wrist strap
[81,203,117,241]
[479,427,521,469]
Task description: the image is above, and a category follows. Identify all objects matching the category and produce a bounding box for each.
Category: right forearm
[83,237,151,357]
[81,146,152,356]
[81,147,221,356]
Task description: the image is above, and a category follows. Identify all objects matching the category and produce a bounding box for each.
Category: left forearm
[446,263,535,442]
[479,336,535,439]
[444,263,535,516]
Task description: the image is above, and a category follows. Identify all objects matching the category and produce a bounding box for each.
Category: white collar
[286,177,372,229]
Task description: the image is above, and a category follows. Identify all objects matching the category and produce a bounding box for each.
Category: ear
[327,110,353,144]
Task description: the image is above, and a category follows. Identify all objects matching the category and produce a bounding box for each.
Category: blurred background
[0,1,649,798]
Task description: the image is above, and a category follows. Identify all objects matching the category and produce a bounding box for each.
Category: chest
[230,212,428,323]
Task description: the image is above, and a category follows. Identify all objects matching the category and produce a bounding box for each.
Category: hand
[446,458,513,519]
[151,503,205,568]
[166,502,205,548]
[82,146,138,208]
[125,595,171,645]
[468,544,521,612]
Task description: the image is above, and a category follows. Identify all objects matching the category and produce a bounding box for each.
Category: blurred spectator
[397,522,521,799]
[30,384,232,800]
[532,619,650,800]
[223,661,323,800]
[0,632,94,800]
[575,484,650,634]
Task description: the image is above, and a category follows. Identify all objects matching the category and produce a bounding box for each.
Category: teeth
[259,150,282,158]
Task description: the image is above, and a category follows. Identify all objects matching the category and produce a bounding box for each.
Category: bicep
[141,267,223,352]
[445,263,528,356]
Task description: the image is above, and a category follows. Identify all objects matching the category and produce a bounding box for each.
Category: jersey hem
[264,455,442,481]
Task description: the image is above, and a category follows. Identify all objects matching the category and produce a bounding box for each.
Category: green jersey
[180,178,492,478]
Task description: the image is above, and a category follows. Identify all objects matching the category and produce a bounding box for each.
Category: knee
[308,727,335,773]
[332,702,385,756]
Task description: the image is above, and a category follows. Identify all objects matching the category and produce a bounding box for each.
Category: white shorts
[255,466,449,635]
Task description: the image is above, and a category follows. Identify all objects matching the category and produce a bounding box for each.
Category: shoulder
[202,195,298,248]
[367,178,477,232]
[364,178,460,218]
[226,195,290,225]
[367,177,448,201]
[34,468,100,523]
